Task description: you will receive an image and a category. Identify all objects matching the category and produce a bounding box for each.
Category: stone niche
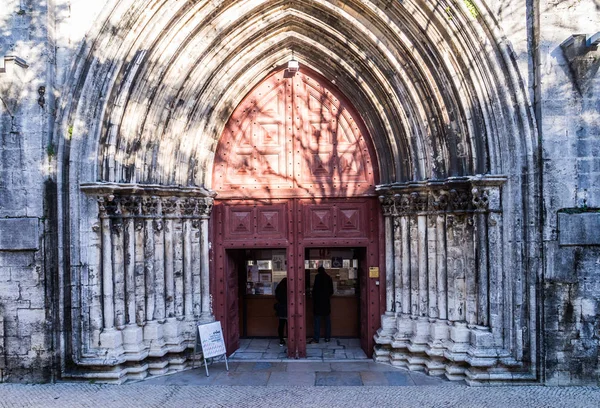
[374,176,532,385]
[75,183,215,383]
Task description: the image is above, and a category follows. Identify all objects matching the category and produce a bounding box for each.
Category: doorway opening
[236,248,288,339]
[304,247,363,343]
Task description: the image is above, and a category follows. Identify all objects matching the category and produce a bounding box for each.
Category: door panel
[213,68,377,200]
[225,250,241,355]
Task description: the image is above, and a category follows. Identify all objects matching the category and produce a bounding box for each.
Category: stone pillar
[400,214,411,315]
[111,209,125,329]
[98,198,122,351]
[380,195,395,313]
[143,197,164,355]
[153,215,166,322]
[473,188,489,327]
[191,219,202,318]
[183,219,193,319]
[162,198,179,343]
[199,198,213,322]
[436,213,447,320]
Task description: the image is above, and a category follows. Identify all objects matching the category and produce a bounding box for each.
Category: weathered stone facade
[0,0,598,385]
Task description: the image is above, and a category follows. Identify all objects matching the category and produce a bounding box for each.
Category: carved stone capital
[161,197,179,215]
[430,190,449,212]
[142,197,159,216]
[472,188,489,211]
[379,195,395,216]
[198,198,214,217]
[181,198,198,216]
[410,192,428,213]
[121,196,141,216]
[448,188,472,212]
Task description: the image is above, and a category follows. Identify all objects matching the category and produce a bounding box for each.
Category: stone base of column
[374,313,397,344]
[144,320,168,357]
[147,359,169,376]
[99,328,124,356]
[163,317,185,352]
[123,324,147,360]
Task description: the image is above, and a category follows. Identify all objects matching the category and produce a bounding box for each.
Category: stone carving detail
[471,188,489,210]
[377,176,506,382]
[81,182,216,377]
[198,198,214,217]
[379,195,395,216]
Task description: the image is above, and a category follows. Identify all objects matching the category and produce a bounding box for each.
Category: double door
[212,197,382,358]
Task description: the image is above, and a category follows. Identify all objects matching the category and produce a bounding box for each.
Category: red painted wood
[213,68,377,199]
[212,67,381,359]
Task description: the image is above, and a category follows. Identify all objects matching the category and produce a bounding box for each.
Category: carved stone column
[98,197,123,352]
[376,195,397,344]
[122,197,144,357]
[199,198,214,323]
[162,197,180,345]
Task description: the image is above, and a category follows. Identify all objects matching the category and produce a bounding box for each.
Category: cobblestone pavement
[1,382,599,408]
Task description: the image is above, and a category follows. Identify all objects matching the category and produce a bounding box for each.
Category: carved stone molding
[377,176,505,216]
[82,183,216,219]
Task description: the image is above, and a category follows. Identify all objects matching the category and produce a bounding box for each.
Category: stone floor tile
[266,371,316,386]
[330,362,371,371]
[287,362,331,372]
[409,371,448,386]
[360,371,390,386]
[212,370,270,386]
[384,371,416,386]
[315,371,363,386]
[231,351,265,360]
[367,361,405,372]
[235,362,286,372]
[349,349,368,359]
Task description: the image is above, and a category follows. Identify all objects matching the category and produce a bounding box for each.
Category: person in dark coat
[309,266,334,343]
[275,277,288,346]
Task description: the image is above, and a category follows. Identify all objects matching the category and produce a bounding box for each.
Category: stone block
[17,308,46,336]
[0,282,20,300]
[0,218,39,250]
[558,211,600,246]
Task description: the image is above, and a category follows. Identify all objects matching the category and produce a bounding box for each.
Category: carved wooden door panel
[213,68,376,199]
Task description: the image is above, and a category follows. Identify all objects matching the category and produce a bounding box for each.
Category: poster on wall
[247,264,259,282]
[257,260,272,270]
[272,251,286,271]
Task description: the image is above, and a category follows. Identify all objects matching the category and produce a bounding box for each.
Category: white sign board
[198,321,226,359]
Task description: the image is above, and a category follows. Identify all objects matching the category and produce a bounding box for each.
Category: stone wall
[0,0,56,382]
[536,0,600,386]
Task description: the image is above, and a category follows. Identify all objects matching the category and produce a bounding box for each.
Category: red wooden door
[225,250,240,355]
[212,66,381,358]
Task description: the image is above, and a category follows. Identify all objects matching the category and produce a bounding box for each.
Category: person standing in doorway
[275,277,288,346]
[309,266,334,343]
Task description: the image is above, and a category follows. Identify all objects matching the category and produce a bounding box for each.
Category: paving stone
[212,371,270,386]
[287,362,331,372]
[267,371,316,386]
[330,362,371,372]
[360,370,392,386]
[231,352,264,360]
[315,371,363,386]
[235,362,286,372]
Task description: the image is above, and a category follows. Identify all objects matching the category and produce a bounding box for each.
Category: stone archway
[55,0,539,384]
